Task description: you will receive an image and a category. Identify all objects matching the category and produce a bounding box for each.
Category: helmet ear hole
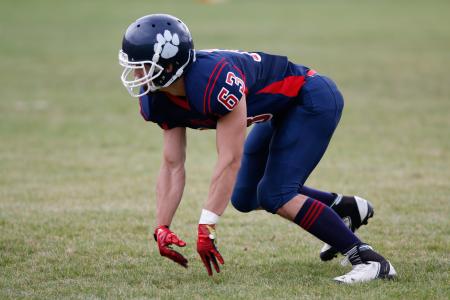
[165,63,174,73]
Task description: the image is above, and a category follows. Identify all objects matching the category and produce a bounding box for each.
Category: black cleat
[320,195,374,261]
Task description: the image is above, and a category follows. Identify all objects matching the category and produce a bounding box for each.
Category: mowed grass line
[1,0,449,299]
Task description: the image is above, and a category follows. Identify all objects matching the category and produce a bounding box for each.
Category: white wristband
[199,209,220,224]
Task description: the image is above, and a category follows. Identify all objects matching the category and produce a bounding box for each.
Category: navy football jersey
[138,49,313,129]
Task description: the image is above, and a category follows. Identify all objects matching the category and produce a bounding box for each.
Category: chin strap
[147,43,163,90]
[159,49,196,90]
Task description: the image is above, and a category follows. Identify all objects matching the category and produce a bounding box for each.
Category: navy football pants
[231,75,344,213]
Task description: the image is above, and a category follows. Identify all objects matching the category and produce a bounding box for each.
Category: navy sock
[298,186,337,206]
[294,198,361,253]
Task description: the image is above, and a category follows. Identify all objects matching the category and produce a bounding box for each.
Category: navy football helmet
[119,14,195,97]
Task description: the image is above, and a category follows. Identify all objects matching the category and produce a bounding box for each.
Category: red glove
[154,225,188,268]
[197,224,224,276]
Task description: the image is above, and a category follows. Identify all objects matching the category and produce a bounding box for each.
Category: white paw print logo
[155,30,180,59]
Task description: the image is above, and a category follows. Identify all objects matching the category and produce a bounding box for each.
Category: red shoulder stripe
[207,61,229,114]
[203,58,226,114]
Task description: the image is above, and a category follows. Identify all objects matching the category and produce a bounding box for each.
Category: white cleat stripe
[355,196,368,220]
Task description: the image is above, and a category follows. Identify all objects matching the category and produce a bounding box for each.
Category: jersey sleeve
[138,92,178,129]
[206,63,246,118]
[138,92,152,122]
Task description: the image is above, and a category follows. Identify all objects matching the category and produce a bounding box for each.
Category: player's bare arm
[153,127,189,268]
[197,95,247,276]
[206,96,247,215]
[157,127,187,226]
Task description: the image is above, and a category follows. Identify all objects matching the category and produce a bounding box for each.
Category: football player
[118,14,397,283]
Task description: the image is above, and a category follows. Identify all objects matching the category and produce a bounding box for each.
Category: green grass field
[1,0,449,298]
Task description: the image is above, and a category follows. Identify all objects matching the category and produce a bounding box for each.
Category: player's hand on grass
[154,225,188,268]
[197,224,224,276]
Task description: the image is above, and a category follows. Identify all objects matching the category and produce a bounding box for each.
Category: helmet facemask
[119,48,194,98]
[119,50,164,97]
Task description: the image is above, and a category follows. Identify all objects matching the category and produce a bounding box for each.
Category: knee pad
[256,178,278,213]
[257,178,299,214]
[231,187,259,213]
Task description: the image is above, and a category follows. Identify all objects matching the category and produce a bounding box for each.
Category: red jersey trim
[165,92,190,111]
[138,96,149,121]
[207,61,229,114]
[203,58,226,114]
[256,75,306,97]
[232,65,248,95]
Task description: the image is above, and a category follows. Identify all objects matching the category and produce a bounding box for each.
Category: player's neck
[159,76,186,97]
